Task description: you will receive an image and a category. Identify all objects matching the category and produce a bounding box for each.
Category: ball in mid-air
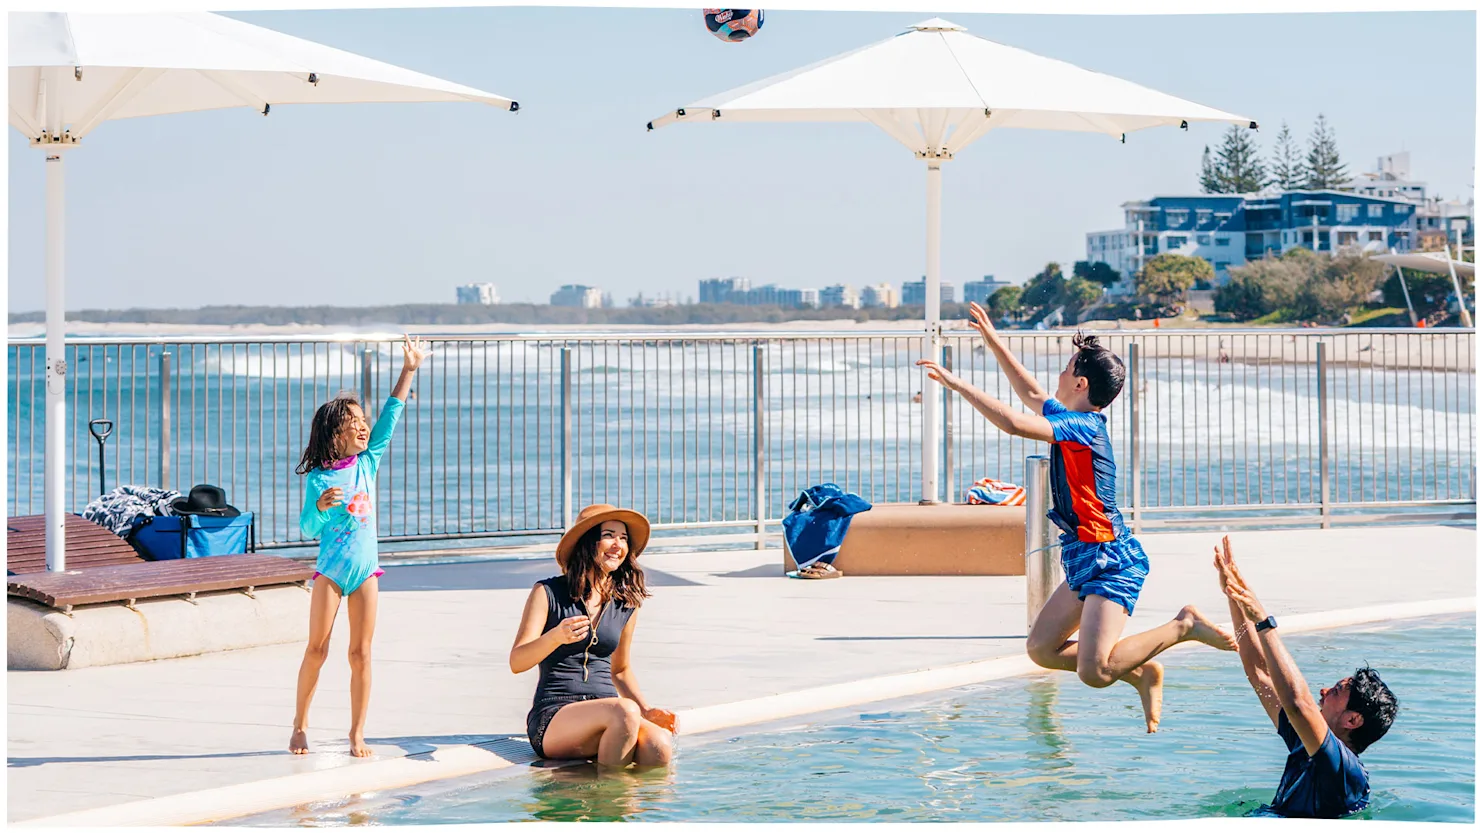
[704,9,764,42]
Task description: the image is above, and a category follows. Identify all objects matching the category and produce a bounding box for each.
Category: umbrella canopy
[11,11,518,571]
[9,11,515,140]
[650,18,1250,152]
[649,18,1252,503]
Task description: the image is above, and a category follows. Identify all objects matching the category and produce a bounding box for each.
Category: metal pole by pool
[560,347,572,528]
[360,347,374,420]
[942,344,954,501]
[1126,342,1141,534]
[1317,342,1331,529]
[159,351,172,489]
[753,343,767,550]
[1024,455,1063,631]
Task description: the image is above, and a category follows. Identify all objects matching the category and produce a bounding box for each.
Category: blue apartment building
[1086,190,1423,294]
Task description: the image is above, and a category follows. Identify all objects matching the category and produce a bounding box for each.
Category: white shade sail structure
[1372,251,1475,327]
[10,12,518,572]
[649,18,1252,503]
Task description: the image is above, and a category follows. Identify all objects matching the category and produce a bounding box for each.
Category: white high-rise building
[550,284,605,308]
[456,283,500,305]
[820,284,861,309]
[859,284,899,308]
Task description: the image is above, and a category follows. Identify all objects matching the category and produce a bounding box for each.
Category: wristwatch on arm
[1254,615,1278,633]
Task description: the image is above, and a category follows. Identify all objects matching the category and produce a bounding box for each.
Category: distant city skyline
[7,8,1475,312]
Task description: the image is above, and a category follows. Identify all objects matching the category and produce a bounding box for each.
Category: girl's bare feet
[1129,661,1165,733]
[349,733,372,758]
[1178,605,1238,651]
[289,729,309,755]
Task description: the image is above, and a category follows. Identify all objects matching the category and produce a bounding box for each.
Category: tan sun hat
[555,504,651,571]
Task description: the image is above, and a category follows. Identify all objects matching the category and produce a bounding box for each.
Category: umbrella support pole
[1393,265,1418,326]
[920,158,943,505]
[44,145,69,573]
[1443,246,1473,328]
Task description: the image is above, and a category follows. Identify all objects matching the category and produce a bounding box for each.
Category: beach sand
[9,319,1470,371]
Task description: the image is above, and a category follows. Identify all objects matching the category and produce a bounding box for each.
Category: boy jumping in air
[918,304,1237,731]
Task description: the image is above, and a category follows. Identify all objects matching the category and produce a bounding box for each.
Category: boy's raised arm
[918,359,1054,443]
[969,303,1050,414]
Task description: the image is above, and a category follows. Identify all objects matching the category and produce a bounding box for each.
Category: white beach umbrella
[10,11,519,571]
[649,18,1252,503]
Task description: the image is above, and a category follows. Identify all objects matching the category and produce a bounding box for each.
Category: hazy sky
[7,8,1475,311]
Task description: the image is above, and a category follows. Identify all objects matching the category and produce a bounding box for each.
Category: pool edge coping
[15,595,1476,828]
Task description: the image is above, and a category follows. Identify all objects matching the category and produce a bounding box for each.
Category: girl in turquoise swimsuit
[289,335,431,758]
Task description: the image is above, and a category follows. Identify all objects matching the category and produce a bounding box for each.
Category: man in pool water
[1214,536,1399,818]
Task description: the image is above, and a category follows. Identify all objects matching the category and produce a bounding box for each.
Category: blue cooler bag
[130,513,256,561]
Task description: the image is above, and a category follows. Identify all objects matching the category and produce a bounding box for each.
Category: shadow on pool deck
[379,560,702,592]
[9,735,523,769]
[9,749,292,767]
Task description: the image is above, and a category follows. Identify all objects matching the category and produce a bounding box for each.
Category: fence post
[1024,455,1063,631]
[360,346,375,420]
[561,347,572,529]
[1317,341,1331,529]
[753,343,767,550]
[159,350,172,489]
[942,344,954,504]
[1126,341,1141,534]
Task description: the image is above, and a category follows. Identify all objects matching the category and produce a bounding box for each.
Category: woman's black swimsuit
[525,575,635,758]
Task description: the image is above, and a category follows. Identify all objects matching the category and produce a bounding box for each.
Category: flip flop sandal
[797,563,843,580]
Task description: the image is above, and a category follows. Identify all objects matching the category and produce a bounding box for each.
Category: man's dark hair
[1346,665,1398,754]
[1071,333,1126,409]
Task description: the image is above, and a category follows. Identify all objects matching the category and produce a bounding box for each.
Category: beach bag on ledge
[129,513,257,561]
[965,477,1026,506]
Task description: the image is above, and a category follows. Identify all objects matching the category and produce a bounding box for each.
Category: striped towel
[966,477,1026,506]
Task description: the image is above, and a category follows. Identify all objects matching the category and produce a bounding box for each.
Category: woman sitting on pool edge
[510,504,677,767]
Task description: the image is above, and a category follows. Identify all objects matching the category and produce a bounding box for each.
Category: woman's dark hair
[1346,665,1398,754]
[1072,333,1126,409]
[296,394,361,475]
[565,525,650,610]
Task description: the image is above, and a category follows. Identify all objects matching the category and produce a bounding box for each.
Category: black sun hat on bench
[171,484,241,518]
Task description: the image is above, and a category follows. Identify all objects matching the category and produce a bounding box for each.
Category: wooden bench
[783,502,1027,576]
[8,554,315,613]
[7,514,145,575]
[6,514,314,613]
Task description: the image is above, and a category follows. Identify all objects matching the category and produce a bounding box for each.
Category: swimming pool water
[242,615,1474,825]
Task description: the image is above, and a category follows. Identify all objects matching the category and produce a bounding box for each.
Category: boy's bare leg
[1024,583,1162,731]
[1028,584,1232,732]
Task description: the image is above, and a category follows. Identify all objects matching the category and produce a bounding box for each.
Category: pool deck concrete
[7,524,1475,823]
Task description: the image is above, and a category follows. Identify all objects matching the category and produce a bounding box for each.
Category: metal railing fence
[8,328,1474,549]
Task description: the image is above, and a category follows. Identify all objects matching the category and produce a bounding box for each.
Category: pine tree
[1270,121,1306,192]
[1199,145,1223,194]
[1215,125,1268,193]
[1303,114,1349,190]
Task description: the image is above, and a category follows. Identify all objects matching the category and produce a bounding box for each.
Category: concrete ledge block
[8,584,310,671]
[785,502,1028,576]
